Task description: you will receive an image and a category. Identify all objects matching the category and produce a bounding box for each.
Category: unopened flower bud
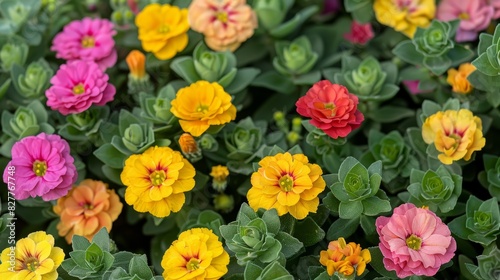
[178,133,202,162]
[213,193,234,213]
[210,165,229,192]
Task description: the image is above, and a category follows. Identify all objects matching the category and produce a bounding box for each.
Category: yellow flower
[126,50,146,79]
[373,0,435,38]
[210,165,229,192]
[0,231,65,280]
[178,133,201,160]
[53,179,123,244]
[120,146,196,218]
[161,228,229,280]
[319,237,371,277]
[170,81,237,137]
[247,152,326,220]
[422,109,485,165]
[447,63,476,94]
[135,4,189,60]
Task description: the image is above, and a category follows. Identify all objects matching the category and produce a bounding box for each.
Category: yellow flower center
[196,105,209,113]
[24,257,40,272]
[216,11,228,23]
[81,35,95,48]
[72,83,85,95]
[149,170,166,187]
[186,258,200,272]
[279,174,294,192]
[406,234,422,250]
[158,24,170,33]
[33,160,47,177]
[459,12,469,20]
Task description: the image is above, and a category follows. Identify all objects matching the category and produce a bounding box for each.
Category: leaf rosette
[479,154,500,200]
[273,36,318,76]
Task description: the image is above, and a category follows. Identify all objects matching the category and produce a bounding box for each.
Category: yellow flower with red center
[53,179,123,244]
[135,4,189,60]
[126,50,146,79]
[319,237,371,277]
[0,231,65,280]
[373,0,435,38]
[170,81,237,137]
[422,109,485,165]
[188,0,258,51]
[247,152,326,220]
[161,228,229,280]
[447,63,476,94]
[120,146,196,218]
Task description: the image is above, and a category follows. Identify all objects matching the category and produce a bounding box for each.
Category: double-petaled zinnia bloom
[247,152,326,220]
[120,146,196,218]
[319,237,371,278]
[53,179,123,244]
[135,4,189,60]
[170,81,237,137]
[126,50,146,80]
[422,109,485,165]
[446,63,476,94]
[161,228,230,280]
[210,165,229,192]
[0,231,64,280]
[188,0,258,51]
[373,0,435,38]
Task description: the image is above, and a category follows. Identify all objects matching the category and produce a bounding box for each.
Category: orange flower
[447,63,476,94]
[319,237,371,277]
[53,179,123,243]
[126,50,146,79]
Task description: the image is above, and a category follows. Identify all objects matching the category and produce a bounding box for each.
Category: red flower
[344,21,374,45]
[296,80,364,139]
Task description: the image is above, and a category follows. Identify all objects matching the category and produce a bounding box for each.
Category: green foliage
[466,246,500,280]
[0,38,28,71]
[393,20,474,75]
[273,36,318,77]
[11,58,53,99]
[344,0,374,23]
[58,106,109,146]
[479,154,500,200]
[137,85,178,132]
[253,0,291,30]
[244,261,294,280]
[407,165,462,213]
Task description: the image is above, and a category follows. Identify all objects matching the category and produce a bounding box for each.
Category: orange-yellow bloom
[210,165,229,192]
[135,4,189,60]
[120,146,196,218]
[53,179,123,244]
[170,81,237,137]
[178,133,201,157]
[373,0,435,38]
[188,0,258,51]
[247,152,326,220]
[447,63,476,94]
[319,237,371,277]
[0,231,65,280]
[161,228,230,280]
[422,109,485,165]
[126,50,146,79]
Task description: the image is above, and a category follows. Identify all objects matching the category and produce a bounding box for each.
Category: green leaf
[259,261,293,280]
[92,227,110,252]
[360,215,377,235]
[170,56,202,83]
[269,6,319,38]
[423,55,452,75]
[362,196,391,216]
[72,235,91,251]
[366,106,415,123]
[251,70,296,94]
[327,217,360,240]
[93,143,127,169]
[128,255,153,279]
[276,232,303,258]
[294,217,325,247]
[244,262,263,280]
[392,41,424,66]
[225,68,261,94]
[339,200,363,219]
[472,52,500,76]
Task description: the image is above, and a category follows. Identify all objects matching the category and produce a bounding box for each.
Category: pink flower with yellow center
[188,0,258,51]
[53,179,123,244]
[422,109,485,165]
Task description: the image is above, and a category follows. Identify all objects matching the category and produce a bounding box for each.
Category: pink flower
[128,0,140,14]
[486,0,500,19]
[46,60,116,115]
[2,133,77,201]
[375,203,456,278]
[344,21,374,45]
[296,80,364,139]
[437,0,494,42]
[322,0,341,14]
[402,80,432,95]
[51,17,117,70]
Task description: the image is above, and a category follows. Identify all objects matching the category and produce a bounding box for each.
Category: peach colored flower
[446,63,476,94]
[319,237,371,277]
[54,179,123,243]
[188,0,258,51]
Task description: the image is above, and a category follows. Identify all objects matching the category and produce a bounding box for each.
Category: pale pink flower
[437,0,494,42]
[486,0,500,19]
[46,60,116,115]
[375,203,456,278]
[344,21,374,45]
[2,133,77,201]
[188,0,258,51]
[51,17,117,70]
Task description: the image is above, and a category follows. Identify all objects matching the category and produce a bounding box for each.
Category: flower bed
[0,0,499,279]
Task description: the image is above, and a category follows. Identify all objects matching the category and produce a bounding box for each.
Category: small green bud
[214,193,234,213]
[124,10,134,21]
[111,11,123,23]
[291,117,302,133]
[286,131,300,146]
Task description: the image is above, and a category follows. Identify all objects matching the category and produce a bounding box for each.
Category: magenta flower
[344,21,374,45]
[375,203,456,278]
[402,80,432,95]
[322,0,341,15]
[437,0,494,42]
[51,17,117,70]
[46,60,116,115]
[2,133,77,201]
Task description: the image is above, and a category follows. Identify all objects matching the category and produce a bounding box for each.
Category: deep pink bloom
[486,0,500,19]
[2,133,77,201]
[46,60,116,115]
[375,203,457,278]
[344,21,374,45]
[402,80,432,95]
[296,80,364,139]
[322,0,341,14]
[437,0,494,42]
[128,0,140,14]
[51,17,117,70]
